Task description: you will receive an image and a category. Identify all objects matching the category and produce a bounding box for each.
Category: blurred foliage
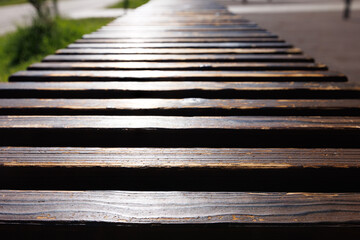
[108,0,150,9]
[0,0,27,7]
[0,18,113,82]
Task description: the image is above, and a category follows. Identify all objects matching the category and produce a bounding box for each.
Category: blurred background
[224,0,360,83]
[0,0,359,82]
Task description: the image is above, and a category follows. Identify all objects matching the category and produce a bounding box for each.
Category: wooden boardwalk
[0,0,360,238]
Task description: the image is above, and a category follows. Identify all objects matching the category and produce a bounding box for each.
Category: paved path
[0,0,124,35]
[226,0,360,83]
[227,0,360,14]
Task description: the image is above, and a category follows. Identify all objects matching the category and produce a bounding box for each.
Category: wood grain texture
[1,82,359,99]
[28,62,326,71]
[0,99,359,116]
[0,116,359,147]
[9,70,346,82]
[1,147,359,169]
[0,190,360,224]
[0,115,359,130]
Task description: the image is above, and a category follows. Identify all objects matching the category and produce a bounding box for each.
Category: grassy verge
[0,0,27,7]
[0,17,113,82]
[108,0,149,9]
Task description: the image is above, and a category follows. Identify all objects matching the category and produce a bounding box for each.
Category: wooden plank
[113,16,250,21]
[1,147,359,169]
[83,33,278,39]
[9,70,346,82]
[0,116,359,147]
[0,82,359,99]
[68,42,290,49]
[1,116,358,130]
[75,38,285,43]
[41,54,314,63]
[105,22,260,27]
[99,26,262,31]
[1,99,359,116]
[2,147,359,191]
[0,191,360,224]
[28,62,327,71]
[55,48,301,55]
[96,28,268,33]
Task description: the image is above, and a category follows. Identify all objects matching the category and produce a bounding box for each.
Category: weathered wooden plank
[106,22,260,27]
[1,115,358,130]
[1,147,359,169]
[0,82,358,99]
[42,54,314,63]
[97,28,267,33]
[75,38,285,43]
[113,15,250,21]
[56,48,301,55]
[2,147,359,191]
[0,116,359,147]
[83,33,278,39]
[1,99,359,116]
[68,42,290,49]
[99,26,262,31]
[0,191,360,224]
[9,70,346,82]
[28,62,326,71]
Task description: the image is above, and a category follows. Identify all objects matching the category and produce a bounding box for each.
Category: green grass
[0,0,27,7]
[108,0,149,9]
[0,17,113,82]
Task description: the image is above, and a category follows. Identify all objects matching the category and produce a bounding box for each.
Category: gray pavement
[226,0,360,83]
[0,0,125,35]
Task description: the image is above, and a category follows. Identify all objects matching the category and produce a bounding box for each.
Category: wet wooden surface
[1,0,360,235]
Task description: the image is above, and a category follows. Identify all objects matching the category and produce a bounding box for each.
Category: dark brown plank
[56,48,301,55]
[0,81,358,99]
[41,54,314,63]
[1,191,359,224]
[1,148,360,191]
[0,116,359,147]
[68,42,290,49]
[1,115,358,130]
[1,99,359,116]
[28,62,326,71]
[1,147,359,169]
[9,70,346,82]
